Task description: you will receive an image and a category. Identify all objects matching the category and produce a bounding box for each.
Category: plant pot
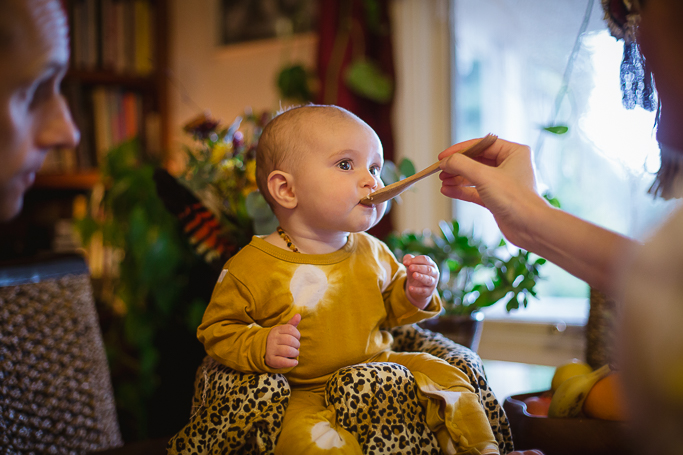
[419,311,485,352]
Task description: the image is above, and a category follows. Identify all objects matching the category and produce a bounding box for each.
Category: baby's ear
[267,171,297,209]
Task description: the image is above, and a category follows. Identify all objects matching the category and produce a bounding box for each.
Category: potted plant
[385,220,546,350]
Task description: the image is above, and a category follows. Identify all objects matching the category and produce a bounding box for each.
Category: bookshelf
[39,0,169,189]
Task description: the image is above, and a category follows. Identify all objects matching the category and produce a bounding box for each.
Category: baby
[197,105,499,454]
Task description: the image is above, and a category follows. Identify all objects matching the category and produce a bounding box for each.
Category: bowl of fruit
[502,359,635,455]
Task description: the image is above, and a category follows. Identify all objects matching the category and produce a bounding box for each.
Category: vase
[418,311,485,352]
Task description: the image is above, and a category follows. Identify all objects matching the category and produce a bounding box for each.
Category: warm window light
[453,7,678,301]
[580,31,660,176]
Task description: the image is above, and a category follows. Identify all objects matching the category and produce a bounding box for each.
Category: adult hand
[438,137,548,251]
[265,314,301,369]
[403,254,439,310]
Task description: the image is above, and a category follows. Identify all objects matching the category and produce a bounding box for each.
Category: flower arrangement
[179,108,415,250]
[180,110,279,247]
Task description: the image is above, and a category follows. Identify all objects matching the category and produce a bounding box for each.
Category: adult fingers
[439,152,491,187]
[438,137,483,159]
[439,172,471,186]
[439,184,484,206]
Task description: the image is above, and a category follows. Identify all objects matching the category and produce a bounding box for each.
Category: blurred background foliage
[75,140,215,440]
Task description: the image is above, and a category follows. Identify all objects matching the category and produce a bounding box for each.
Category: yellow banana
[548,364,611,418]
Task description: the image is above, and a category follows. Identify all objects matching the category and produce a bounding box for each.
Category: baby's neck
[264,227,349,254]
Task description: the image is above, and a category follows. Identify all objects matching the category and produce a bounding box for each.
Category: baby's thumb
[287,313,301,327]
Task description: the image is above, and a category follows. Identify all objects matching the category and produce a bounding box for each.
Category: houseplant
[385,220,546,350]
[74,140,215,440]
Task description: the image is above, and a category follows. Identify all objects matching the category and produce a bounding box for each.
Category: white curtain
[390,0,453,233]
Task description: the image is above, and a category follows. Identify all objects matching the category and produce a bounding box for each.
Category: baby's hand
[265,314,301,369]
[403,254,439,309]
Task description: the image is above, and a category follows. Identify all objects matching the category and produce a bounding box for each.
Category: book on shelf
[40,86,146,177]
[92,87,143,163]
[40,148,79,174]
[69,0,155,75]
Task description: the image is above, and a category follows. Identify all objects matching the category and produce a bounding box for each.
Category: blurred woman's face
[0,0,79,221]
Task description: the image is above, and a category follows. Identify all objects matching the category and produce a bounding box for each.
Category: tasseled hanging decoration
[602,0,683,199]
[620,41,656,111]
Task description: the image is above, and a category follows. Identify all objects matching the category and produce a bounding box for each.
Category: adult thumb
[287,313,301,327]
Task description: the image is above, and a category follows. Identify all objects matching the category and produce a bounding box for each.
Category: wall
[168,0,317,168]
[390,0,453,233]
[168,0,451,233]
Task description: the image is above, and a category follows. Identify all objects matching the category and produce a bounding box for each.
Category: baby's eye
[369,165,381,176]
[338,160,352,171]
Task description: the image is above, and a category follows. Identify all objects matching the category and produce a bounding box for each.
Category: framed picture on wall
[220,0,318,45]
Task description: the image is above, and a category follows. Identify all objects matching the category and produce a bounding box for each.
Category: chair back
[0,253,122,452]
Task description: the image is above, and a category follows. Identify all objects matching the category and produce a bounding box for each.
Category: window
[452,0,678,307]
[448,1,680,397]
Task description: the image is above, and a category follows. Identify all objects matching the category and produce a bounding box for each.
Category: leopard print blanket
[167,325,514,454]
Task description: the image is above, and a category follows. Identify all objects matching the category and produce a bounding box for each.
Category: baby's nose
[362,173,378,188]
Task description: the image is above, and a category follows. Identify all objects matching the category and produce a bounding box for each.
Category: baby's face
[291,115,387,234]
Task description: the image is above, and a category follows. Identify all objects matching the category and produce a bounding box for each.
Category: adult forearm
[519,204,636,294]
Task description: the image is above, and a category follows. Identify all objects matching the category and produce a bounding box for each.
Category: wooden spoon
[359,133,497,206]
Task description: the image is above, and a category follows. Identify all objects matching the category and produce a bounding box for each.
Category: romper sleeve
[377,240,442,327]
[197,269,293,374]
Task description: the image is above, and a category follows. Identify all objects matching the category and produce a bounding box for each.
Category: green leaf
[542,125,569,134]
[543,192,561,208]
[277,64,313,103]
[344,59,393,103]
[254,215,280,236]
[245,191,273,220]
[380,160,399,186]
[186,298,208,333]
[398,158,416,178]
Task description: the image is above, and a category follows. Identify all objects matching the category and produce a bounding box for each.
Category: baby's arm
[402,254,439,309]
[199,268,301,374]
[265,314,301,369]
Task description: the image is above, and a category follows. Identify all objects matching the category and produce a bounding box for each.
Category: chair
[0,253,122,453]
[168,324,514,454]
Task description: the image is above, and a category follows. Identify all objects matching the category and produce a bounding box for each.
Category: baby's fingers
[268,355,298,369]
[274,344,299,360]
[409,271,438,287]
[407,283,436,297]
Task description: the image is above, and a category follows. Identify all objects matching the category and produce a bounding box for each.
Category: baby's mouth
[359,193,376,206]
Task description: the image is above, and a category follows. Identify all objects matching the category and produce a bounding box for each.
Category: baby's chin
[361,210,387,232]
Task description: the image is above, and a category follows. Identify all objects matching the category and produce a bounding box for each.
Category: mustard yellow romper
[198,233,499,455]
